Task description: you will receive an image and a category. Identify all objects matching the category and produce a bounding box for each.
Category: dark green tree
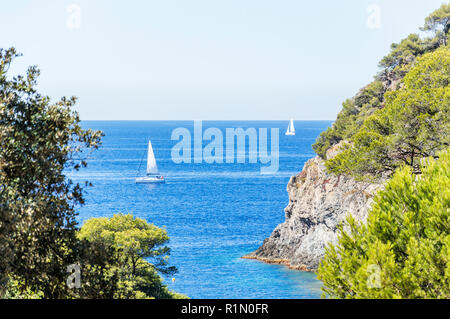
[0,47,103,298]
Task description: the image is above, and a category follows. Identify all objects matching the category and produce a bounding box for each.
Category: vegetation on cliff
[313,4,450,167]
[317,4,450,299]
[327,47,449,180]
[318,149,450,299]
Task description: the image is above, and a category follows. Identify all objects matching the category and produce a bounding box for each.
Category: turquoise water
[72,120,331,298]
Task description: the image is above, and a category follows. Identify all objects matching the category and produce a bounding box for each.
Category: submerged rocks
[243,153,383,271]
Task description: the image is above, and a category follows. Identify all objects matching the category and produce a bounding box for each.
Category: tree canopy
[326,46,450,180]
[0,47,103,298]
[313,4,450,160]
[421,3,450,46]
[78,214,184,299]
[78,213,176,276]
[0,48,184,299]
[313,81,385,158]
[318,149,450,299]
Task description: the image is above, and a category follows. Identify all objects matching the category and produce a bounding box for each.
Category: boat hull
[135,176,166,184]
[285,132,295,136]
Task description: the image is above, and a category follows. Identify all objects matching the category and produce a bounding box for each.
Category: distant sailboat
[285,118,295,136]
[136,140,165,184]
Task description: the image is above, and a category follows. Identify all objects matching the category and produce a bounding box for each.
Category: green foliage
[78,213,176,275]
[377,4,449,82]
[317,149,450,299]
[0,48,185,299]
[313,5,449,159]
[378,34,428,78]
[326,46,450,180]
[0,47,103,298]
[72,239,123,298]
[313,81,385,158]
[421,3,450,46]
[3,279,44,299]
[377,34,445,82]
[78,214,186,299]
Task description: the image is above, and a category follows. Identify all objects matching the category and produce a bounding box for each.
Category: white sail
[146,140,159,175]
[286,118,295,135]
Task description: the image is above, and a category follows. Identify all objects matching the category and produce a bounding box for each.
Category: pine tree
[318,149,450,299]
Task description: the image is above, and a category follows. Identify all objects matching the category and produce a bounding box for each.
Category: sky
[1,0,447,120]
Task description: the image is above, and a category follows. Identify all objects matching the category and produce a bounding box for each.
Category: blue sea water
[71,120,332,299]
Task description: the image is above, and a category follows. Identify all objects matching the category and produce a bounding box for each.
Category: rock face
[243,151,383,271]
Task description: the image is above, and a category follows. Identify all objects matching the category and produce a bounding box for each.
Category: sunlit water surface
[71,121,331,298]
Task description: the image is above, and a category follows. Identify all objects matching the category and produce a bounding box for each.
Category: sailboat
[285,118,295,136]
[136,140,165,184]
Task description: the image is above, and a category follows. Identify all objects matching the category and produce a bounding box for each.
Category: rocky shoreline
[241,255,311,271]
[243,146,384,271]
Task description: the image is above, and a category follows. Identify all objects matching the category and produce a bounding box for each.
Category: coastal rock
[244,149,383,271]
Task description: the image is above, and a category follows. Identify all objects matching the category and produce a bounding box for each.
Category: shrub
[317,149,450,299]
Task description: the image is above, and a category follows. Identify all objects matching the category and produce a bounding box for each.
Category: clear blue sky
[1,0,446,120]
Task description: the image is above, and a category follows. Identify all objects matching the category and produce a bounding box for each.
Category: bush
[317,149,450,299]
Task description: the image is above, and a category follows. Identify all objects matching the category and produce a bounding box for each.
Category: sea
[71,120,332,299]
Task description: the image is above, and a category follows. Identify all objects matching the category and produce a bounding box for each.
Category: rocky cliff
[243,147,384,271]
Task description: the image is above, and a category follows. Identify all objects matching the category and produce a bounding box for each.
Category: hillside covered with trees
[313,3,450,173]
[316,4,449,298]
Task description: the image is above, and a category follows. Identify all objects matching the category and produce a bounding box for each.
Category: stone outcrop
[243,146,384,271]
